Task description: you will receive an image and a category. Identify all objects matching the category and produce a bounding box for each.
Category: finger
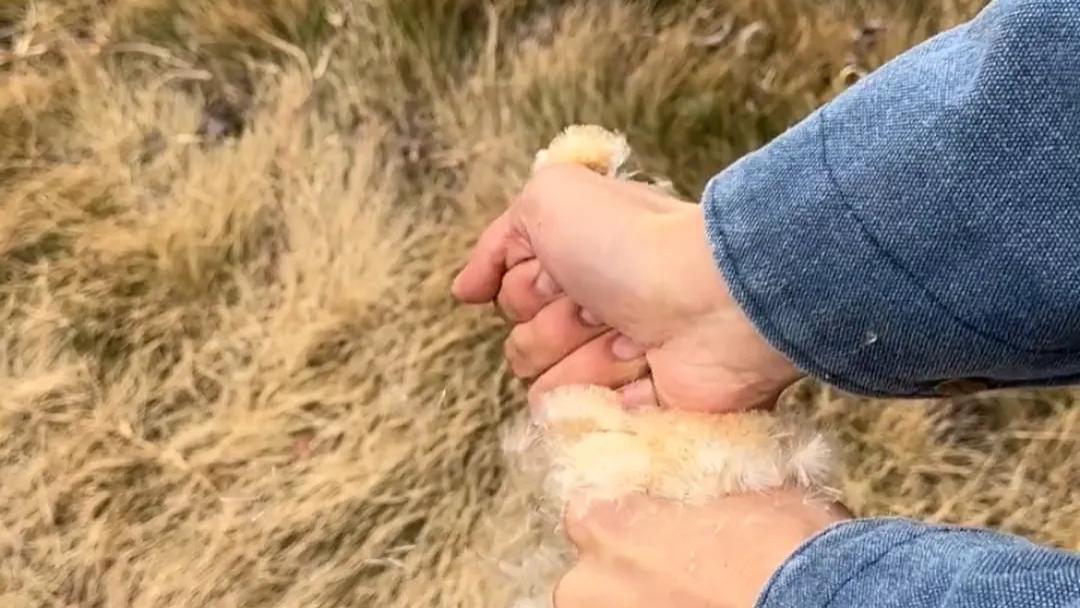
[452,212,533,304]
[616,377,660,409]
[528,332,649,404]
[504,298,607,379]
[553,560,641,608]
[495,259,562,323]
[562,496,594,552]
[563,495,615,552]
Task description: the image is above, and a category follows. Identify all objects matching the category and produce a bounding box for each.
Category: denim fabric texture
[757,519,1080,608]
[702,0,1080,399]
[699,0,1080,605]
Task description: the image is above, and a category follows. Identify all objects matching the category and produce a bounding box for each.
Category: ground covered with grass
[0,1,1075,606]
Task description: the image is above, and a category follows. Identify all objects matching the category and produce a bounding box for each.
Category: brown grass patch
[1,1,1075,606]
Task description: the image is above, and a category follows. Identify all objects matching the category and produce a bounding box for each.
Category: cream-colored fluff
[513,385,835,504]
[532,124,632,177]
[502,126,837,608]
[500,386,837,608]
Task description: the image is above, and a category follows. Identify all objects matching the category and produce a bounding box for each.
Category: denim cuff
[754,518,947,608]
[701,109,1079,398]
[754,517,1080,608]
[754,519,910,608]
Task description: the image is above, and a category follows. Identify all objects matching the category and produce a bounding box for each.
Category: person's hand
[555,490,851,607]
[452,163,802,412]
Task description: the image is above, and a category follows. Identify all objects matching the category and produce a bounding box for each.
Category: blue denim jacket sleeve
[701,0,1080,399]
[701,1,1080,605]
[757,518,1080,608]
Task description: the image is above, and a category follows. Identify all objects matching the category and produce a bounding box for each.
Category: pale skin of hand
[452,163,803,412]
[557,491,851,608]
[452,164,844,606]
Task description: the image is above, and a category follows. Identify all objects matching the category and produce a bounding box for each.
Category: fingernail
[579,308,603,326]
[618,379,658,409]
[611,334,646,360]
[534,270,560,299]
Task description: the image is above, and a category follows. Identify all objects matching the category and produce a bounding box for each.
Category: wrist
[683,204,805,397]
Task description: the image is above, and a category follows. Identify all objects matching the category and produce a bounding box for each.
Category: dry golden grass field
[0,1,1076,606]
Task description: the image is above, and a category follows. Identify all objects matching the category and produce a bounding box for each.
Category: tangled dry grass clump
[0,1,1075,606]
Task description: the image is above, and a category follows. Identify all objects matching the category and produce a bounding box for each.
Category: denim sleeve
[701,0,1080,398]
[757,518,1080,608]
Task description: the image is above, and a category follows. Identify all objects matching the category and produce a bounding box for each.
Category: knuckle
[509,322,535,353]
[496,289,525,323]
[505,326,545,380]
[496,262,542,323]
[503,334,529,378]
[562,499,594,549]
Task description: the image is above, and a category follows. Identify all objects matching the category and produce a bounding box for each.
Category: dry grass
[0,0,1075,606]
